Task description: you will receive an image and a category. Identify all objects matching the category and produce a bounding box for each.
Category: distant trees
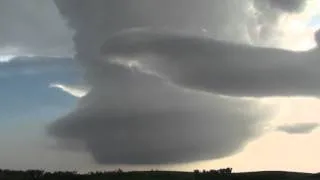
[194,167,233,176]
[25,170,45,179]
[0,169,79,180]
[217,167,232,174]
[0,167,233,180]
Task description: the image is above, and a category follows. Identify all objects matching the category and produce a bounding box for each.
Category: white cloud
[0,55,16,63]
[49,83,89,98]
[249,0,320,51]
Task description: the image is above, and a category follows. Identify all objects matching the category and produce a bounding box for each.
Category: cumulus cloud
[246,0,313,47]
[0,0,74,57]
[277,122,319,134]
[50,0,311,165]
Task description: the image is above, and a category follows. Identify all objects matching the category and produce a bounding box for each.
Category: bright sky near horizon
[1,0,320,173]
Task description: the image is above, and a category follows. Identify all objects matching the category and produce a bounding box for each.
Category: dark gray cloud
[50,0,304,165]
[0,0,73,57]
[256,0,306,13]
[54,0,256,67]
[101,29,320,97]
[277,122,319,134]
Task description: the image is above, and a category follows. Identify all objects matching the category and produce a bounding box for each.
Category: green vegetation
[0,168,319,180]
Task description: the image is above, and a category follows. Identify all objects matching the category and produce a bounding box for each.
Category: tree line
[0,168,318,180]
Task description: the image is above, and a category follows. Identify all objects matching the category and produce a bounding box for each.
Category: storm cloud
[50,0,309,165]
[255,0,306,13]
[48,64,266,164]
[101,28,320,97]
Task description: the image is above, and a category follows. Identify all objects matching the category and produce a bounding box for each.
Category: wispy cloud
[49,83,89,98]
[277,122,319,134]
[0,55,16,63]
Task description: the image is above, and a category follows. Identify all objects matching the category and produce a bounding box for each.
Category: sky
[1,0,320,173]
